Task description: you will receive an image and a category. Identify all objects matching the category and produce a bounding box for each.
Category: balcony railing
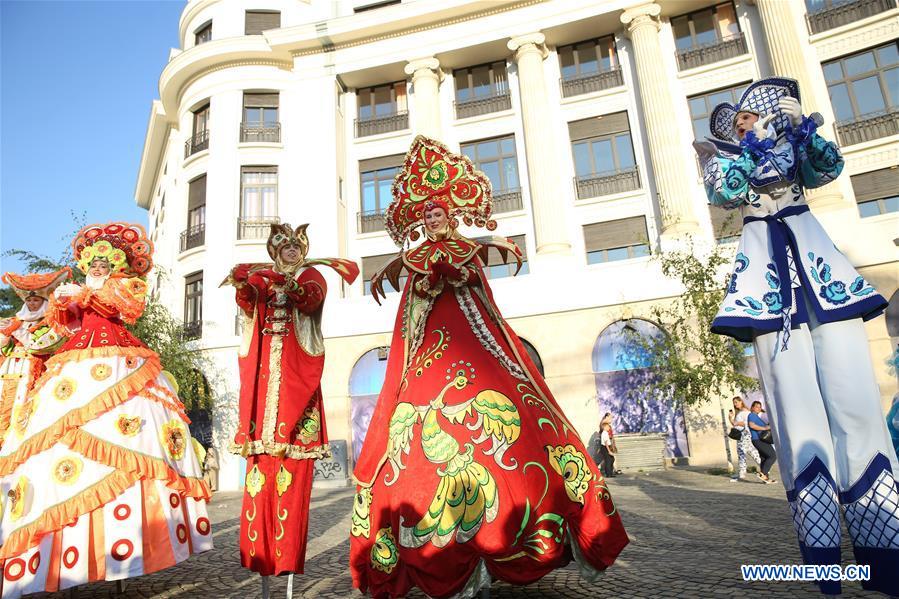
[180,223,206,252]
[184,129,210,158]
[807,0,897,34]
[574,166,641,200]
[238,216,280,240]
[357,209,386,234]
[355,111,409,138]
[182,321,202,341]
[836,108,899,146]
[676,32,748,71]
[493,188,524,213]
[240,122,281,143]
[455,91,512,119]
[560,67,624,98]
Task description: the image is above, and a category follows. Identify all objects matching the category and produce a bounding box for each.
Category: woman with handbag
[728,396,761,482]
[747,401,776,483]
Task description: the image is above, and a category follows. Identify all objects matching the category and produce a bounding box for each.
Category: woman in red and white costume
[0,223,212,598]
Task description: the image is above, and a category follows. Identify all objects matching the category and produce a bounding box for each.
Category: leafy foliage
[622,243,757,407]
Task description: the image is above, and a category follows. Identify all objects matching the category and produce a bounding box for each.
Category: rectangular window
[583,216,650,264]
[483,235,529,279]
[824,42,898,124]
[687,83,748,140]
[241,93,280,142]
[187,175,206,228]
[558,36,618,80]
[193,103,210,134]
[245,10,280,35]
[671,2,740,51]
[362,254,408,295]
[569,113,639,198]
[240,166,278,219]
[183,272,203,339]
[194,21,212,45]
[187,103,210,157]
[461,135,519,193]
[851,167,899,217]
[359,154,404,232]
[454,61,509,103]
[357,81,408,120]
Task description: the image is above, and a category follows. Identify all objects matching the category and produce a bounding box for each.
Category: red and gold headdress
[2,267,71,301]
[385,136,496,246]
[72,222,153,277]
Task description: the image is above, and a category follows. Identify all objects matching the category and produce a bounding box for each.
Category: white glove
[778,97,802,127]
[54,283,82,298]
[751,113,777,140]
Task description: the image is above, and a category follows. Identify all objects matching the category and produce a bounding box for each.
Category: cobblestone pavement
[34,469,876,599]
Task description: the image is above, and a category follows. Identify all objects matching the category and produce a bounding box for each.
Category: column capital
[404,57,442,79]
[620,3,661,32]
[507,32,548,61]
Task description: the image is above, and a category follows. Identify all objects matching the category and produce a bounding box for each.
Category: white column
[508,32,571,255]
[404,57,443,139]
[620,3,700,237]
[753,0,850,210]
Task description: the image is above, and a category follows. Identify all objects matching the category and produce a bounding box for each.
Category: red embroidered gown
[350,234,629,598]
[231,266,330,575]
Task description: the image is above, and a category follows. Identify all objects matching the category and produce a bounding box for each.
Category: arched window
[519,338,545,377]
[349,347,390,462]
[591,319,688,457]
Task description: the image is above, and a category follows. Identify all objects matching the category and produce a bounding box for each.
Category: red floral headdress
[385,136,496,246]
[72,222,154,277]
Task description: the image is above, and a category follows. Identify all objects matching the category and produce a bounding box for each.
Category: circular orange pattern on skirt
[111,539,134,561]
[28,552,40,574]
[90,363,112,381]
[196,517,210,535]
[114,504,131,521]
[176,524,188,544]
[53,378,76,401]
[4,558,25,581]
[169,493,181,509]
[63,547,79,569]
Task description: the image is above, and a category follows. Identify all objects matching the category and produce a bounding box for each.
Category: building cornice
[134,100,169,210]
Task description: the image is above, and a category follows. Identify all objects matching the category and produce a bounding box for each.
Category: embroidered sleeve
[286,280,325,314]
[703,151,756,209]
[796,128,844,190]
[88,277,147,324]
[234,283,257,315]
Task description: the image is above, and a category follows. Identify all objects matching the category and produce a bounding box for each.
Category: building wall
[136,0,899,490]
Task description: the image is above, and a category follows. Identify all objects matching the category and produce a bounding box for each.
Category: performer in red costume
[350,137,628,599]
[224,223,358,577]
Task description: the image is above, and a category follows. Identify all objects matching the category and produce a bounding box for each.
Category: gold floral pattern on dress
[546,444,593,505]
[371,527,399,574]
[53,378,76,401]
[160,420,186,461]
[52,456,83,485]
[90,363,112,381]
[351,487,373,538]
[116,415,142,437]
[9,476,29,521]
[276,464,293,496]
[295,407,320,444]
[245,465,265,497]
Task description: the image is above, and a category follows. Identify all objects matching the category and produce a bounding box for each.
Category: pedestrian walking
[728,396,762,482]
[747,401,776,484]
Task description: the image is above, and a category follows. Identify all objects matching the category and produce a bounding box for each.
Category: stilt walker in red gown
[350,137,629,598]
[224,223,358,581]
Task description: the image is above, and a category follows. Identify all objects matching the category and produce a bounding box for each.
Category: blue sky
[1,0,184,273]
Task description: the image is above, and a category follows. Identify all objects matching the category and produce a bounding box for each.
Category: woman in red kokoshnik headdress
[0,223,212,598]
[350,137,628,598]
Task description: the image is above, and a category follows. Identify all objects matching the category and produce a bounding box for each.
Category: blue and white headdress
[709,77,799,143]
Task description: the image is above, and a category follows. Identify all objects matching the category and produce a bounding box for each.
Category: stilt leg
[286,573,294,598]
[480,587,490,599]
[115,580,124,595]
[261,575,271,599]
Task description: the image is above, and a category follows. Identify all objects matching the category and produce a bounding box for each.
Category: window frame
[194,20,212,46]
[671,2,741,50]
[557,35,619,81]
[244,10,281,35]
[183,271,204,328]
[359,165,401,214]
[823,42,898,123]
[240,166,278,219]
[453,61,509,103]
[460,135,520,194]
[571,131,636,178]
[192,103,210,135]
[356,81,408,120]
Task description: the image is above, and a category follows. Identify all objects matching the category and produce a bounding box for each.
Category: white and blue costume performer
[695,78,897,595]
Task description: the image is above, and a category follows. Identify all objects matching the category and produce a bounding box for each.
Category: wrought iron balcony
[184,129,210,158]
[560,67,624,98]
[574,166,641,200]
[454,91,512,119]
[354,111,409,138]
[807,0,897,34]
[836,108,899,146]
[180,223,206,252]
[182,321,202,341]
[493,188,524,213]
[240,122,281,143]
[675,32,748,71]
[238,216,280,240]
[357,209,386,234]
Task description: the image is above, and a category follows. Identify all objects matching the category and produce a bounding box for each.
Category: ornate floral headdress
[385,136,496,246]
[709,77,799,142]
[72,223,153,277]
[2,267,71,301]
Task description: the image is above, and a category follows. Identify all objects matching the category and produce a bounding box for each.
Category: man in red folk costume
[0,268,71,449]
[0,223,211,599]
[350,137,628,599]
[224,223,358,581]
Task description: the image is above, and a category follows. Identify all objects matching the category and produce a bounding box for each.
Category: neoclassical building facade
[136,0,899,491]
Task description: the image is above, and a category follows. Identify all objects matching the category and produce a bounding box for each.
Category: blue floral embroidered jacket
[696,116,887,342]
